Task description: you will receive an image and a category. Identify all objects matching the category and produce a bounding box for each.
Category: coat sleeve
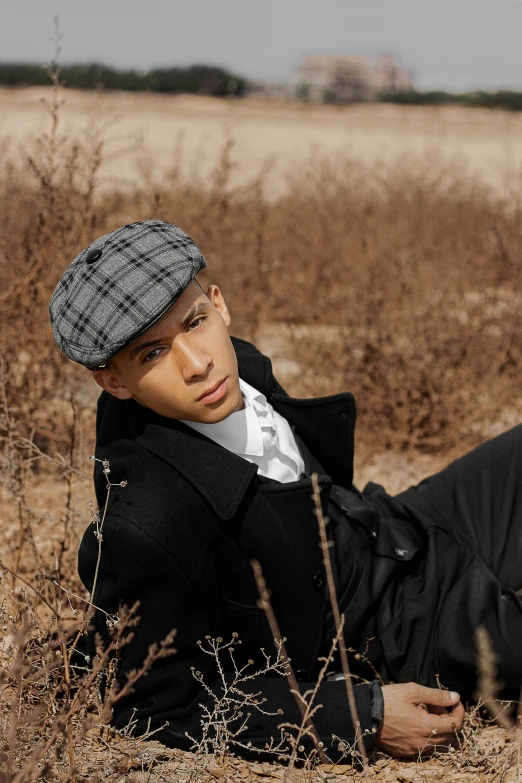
[78,512,378,759]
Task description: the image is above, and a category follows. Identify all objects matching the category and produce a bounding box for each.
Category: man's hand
[374,683,465,757]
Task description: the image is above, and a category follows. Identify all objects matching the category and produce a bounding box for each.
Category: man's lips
[196,377,229,404]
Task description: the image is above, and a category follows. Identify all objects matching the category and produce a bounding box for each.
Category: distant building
[374,55,414,94]
[289,54,413,103]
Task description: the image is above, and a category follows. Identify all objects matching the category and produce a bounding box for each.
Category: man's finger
[428,701,465,718]
[411,685,461,709]
[428,705,450,716]
[411,702,464,744]
[449,700,465,729]
[428,705,465,734]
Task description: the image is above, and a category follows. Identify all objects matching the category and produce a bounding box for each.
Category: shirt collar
[181,379,266,458]
[239,377,268,409]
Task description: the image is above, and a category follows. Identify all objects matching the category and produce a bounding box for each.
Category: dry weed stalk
[83,455,127,625]
[474,626,518,732]
[311,473,368,765]
[186,634,289,775]
[0,416,174,781]
[471,626,522,779]
[251,559,327,765]
[1,567,176,782]
[278,625,357,776]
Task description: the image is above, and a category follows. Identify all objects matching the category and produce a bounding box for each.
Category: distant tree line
[3,63,522,111]
[378,88,522,111]
[0,62,247,96]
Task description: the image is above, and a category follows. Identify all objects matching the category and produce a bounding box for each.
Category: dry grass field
[3,87,522,194]
[1,84,522,781]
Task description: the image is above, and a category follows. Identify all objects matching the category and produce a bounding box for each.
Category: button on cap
[85,248,102,264]
[312,570,325,590]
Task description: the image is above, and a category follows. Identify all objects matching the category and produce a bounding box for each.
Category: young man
[49,220,522,759]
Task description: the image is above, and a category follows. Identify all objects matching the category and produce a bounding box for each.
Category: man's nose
[178,341,213,382]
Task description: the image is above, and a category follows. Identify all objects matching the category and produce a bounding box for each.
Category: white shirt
[182,379,305,483]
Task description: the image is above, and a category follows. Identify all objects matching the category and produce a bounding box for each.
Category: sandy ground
[2,87,522,194]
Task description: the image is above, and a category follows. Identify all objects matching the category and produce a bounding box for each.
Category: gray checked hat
[49,220,207,369]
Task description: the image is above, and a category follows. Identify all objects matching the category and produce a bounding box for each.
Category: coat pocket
[373,517,426,562]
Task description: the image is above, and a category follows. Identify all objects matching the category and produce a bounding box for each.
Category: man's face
[93,281,243,422]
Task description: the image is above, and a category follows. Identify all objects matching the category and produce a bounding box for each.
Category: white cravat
[182,379,305,483]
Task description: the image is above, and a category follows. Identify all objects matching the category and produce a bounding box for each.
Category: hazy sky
[2,0,522,90]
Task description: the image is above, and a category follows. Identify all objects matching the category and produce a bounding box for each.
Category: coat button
[85,248,102,264]
[312,570,325,590]
[395,548,408,558]
[371,529,378,539]
[294,669,308,682]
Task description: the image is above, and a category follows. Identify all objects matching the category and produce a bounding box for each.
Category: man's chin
[200,400,239,424]
[196,385,243,423]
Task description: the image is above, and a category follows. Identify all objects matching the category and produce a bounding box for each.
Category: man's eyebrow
[181,301,209,329]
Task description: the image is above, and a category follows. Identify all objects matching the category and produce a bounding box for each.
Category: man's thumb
[414,685,460,707]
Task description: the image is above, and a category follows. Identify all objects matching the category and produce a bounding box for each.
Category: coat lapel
[128,402,258,520]
[271,391,356,488]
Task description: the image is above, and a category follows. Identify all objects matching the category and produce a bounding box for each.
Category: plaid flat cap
[49,220,207,368]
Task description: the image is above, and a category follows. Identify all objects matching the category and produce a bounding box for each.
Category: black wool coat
[79,337,430,756]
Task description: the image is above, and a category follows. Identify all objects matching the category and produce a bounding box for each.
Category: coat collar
[132,413,258,520]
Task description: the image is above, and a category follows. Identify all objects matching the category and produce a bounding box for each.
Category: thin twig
[0,560,63,621]
[57,394,78,581]
[311,473,368,764]
[251,558,327,763]
[474,626,514,732]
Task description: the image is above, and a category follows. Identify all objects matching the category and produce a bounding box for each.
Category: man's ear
[206,284,231,327]
[92,367,133,400]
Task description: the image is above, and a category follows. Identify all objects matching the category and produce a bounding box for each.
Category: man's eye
[143,348,163,362]
[188,316,206,331]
